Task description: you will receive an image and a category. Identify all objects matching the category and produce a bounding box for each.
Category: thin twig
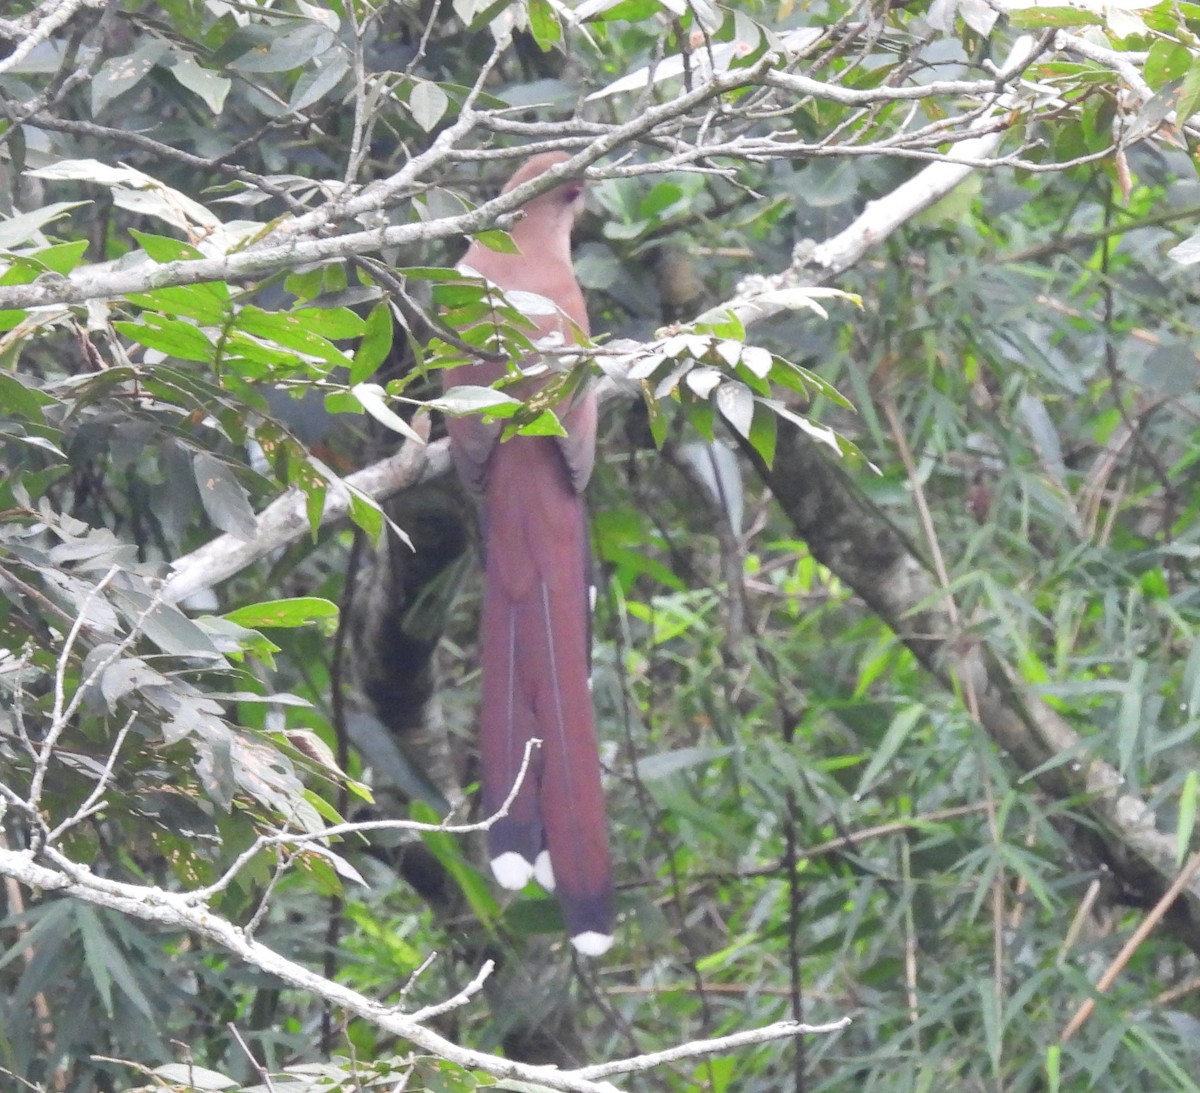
[571,1019,851,1080]
[404,960,495,1023]
[1060,852,1200,1042]
[227,1023,276,1093]
[1,842,851,1093]
[187,735,544,902]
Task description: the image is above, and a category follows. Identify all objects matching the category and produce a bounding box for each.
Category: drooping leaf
[223,597,338,629]
[192,452,257,540]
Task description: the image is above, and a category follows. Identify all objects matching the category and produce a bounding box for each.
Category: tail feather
[479,436,613,952]
[480,599,542,887]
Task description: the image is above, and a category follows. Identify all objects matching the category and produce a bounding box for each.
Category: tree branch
[162,426,443,605]
[740,426,1200,951]
[0,845,844,1093]
[0,55,779,312]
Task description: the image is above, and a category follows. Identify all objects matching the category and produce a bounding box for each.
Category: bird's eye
[561,182,584,203]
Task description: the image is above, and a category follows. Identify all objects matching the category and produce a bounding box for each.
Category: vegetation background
[2,0,1200,1090]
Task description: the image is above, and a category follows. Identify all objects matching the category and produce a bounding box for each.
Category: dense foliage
[3,0,1200,1091]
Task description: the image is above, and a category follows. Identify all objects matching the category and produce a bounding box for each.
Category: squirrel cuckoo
[443,153,613,956]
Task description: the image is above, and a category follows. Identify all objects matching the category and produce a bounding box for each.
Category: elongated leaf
[193,452,257,540]
[1117,658,1147,776]
[151,1064,237,1090]
[113,315,215,362]
[0,202,89,249]
[351,383,424,442]
[855,704,925,797]
[410,79,449,131]
[1177,770,1198,868]
[715,379,755,439]
[224,597,338,629]
[435,385,521,414]
[636,745,732,780]
[236,306,355,368]
[350,300,395,383]
[168,53,232,113]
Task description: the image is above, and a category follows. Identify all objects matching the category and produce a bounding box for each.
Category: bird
[442,152,613,957]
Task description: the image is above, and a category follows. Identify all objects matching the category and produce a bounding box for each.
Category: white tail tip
[490,852,535,890]
[571,930,615,957]
[533,848,556,891]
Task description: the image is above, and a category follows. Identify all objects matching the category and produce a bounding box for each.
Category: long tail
[478,435,613,955]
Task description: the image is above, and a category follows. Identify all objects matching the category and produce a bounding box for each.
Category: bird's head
[501,152,585,256]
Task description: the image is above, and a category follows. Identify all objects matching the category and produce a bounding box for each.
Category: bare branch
[0,0,103,77]
[0,54,778,312]
[188,736,544,902]
[162,423,442,606]
[45,711,137,843]
[31,566,122,810]
[0,845,847,1093]
[405,959,495,1024]
[573,1018,851,1080]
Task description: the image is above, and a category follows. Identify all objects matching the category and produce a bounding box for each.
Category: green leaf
[113,315,215,362]
[1007,6,1102,27]
[168,53,232,113]
[410,79,449,131]
[694,306,746,340]
[284,262,349,301]
[76,906,114,1017]
[126,283,231,325]
[29,240,89,274]
[1177,58,1200,123]
[229,22,333,73]
[855,704,925,797]
[513,409,567,436]
[746,400,777,466]
[0,201,89,249]
[638,181,685,219]
[433,280,492,307]
[1177,770,1198,868]
[1117,658,1147,775]
[151,1063,237,1090]
[635,746,732,780]
[472,229,520,254]
[0,257,41,285]
[1145,41,1192,90]
[223,597,338,629]
[193,451,257,540]
[715,379,755,439]
[399,265,474,281]
[683,395,714,443]
[0,372,55,420]
[302,474,327,536]
[528,0,563,50]
[978,976,1002,1076]
[289,51,350,113]
[291,306,366,340]
[347,487,386,543]
[585,0,661,17]
[79,908,156,1019]
[351,300,395,383]
[91,39,168,114]
[235,305,354,368]
[1045,1045,1061,1093]
[436,385,522,415]
[352,383,425,443]
[323,389,362,416]
[129,228,205,263]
